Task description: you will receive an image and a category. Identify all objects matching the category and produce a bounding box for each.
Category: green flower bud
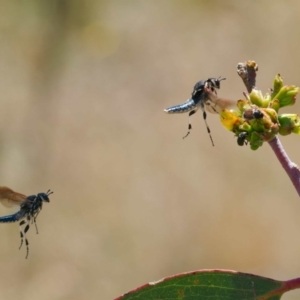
[272,86,300,108]
[268,99,280,112]
[249,132,264,150]
[239,122,252,132]
[249,89,269,107]
[220,70,299,150]
[263,108,279,124]
[264,92,271,103]
[248,117,265,131]
[271,74,283,99]
[278,114,300,135]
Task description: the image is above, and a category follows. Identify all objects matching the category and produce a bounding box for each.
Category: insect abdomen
[164,99,196,114]
[0,212,22,223]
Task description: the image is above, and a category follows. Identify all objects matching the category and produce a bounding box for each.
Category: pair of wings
[0,187,27,208]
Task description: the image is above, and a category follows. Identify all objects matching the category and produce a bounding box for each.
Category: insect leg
[183,110,196,139]
[18,219,26,250]
[205,101,219,114]
[19,216,30,259]
[33,215,39,234]
[200,106,215,147]
[31,209,41,234]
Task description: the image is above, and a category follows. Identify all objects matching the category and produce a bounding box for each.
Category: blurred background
[0,0,299,299]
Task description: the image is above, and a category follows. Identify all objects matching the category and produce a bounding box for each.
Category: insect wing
[203,87,234,114]
[204,97,235,114]
[0,187,27,208]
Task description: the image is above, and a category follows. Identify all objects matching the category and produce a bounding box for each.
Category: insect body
[243,108,264,120]
[164,98,198,114]
[237,132,248,146]
[0,187,53,258]
[164,77,226,145]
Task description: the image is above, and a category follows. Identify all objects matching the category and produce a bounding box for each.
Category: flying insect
[164,77,226,146]
[0,187,52,258]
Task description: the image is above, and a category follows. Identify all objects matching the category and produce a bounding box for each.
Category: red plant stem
[268,136,300,196]
[283,277,300,292]
[262,277,300,299]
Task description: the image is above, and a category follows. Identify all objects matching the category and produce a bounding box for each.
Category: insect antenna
[218,76,226,82]
[46,190,54,196]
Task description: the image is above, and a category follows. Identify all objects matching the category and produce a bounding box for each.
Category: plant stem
[268,136,300,196]
[262,276,300,299]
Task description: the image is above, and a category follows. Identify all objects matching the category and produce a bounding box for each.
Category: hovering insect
[237,132,248,146]
[0,187,53,259]
[164,77,226,146]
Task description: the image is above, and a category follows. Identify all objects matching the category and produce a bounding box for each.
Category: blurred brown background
[0,0,299,299]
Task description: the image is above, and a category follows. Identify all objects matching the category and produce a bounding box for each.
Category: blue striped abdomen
[164,99,197,114]
[0,210,25,223]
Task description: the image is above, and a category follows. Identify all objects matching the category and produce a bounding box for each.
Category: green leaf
[115,269,286,300]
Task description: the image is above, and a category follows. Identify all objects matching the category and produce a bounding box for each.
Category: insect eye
[37,193,50,202]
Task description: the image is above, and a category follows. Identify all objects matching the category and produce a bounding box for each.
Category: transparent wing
[0,187,27,207]
[205,88,235,114]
